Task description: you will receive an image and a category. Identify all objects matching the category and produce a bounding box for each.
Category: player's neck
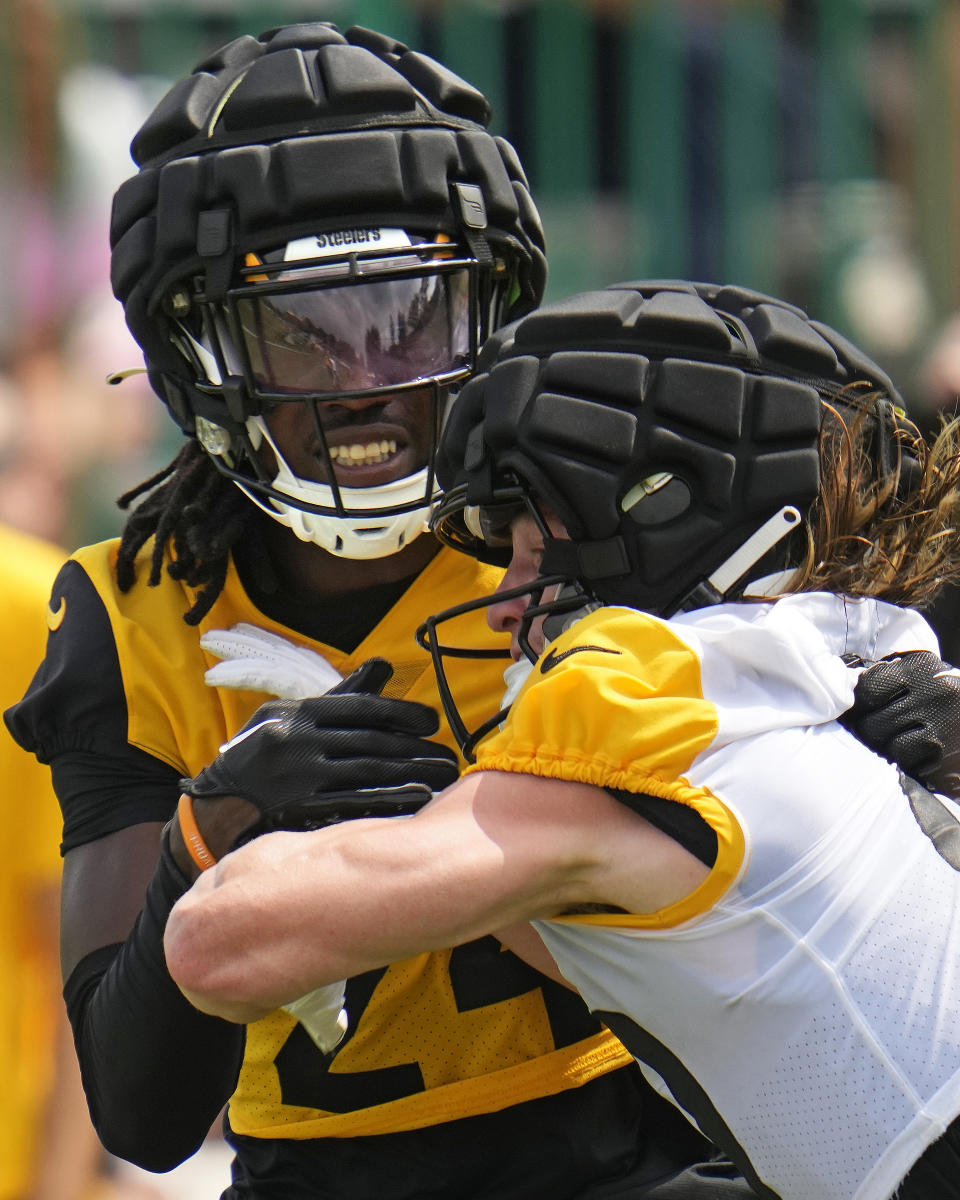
[253,515,441,598]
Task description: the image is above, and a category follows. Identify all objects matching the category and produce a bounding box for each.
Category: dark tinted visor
[464,501,527,548]
[235,269,471,396]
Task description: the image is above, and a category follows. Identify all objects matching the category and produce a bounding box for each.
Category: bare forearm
[163,770,706,1018]
[166,821,533,1011]
[164,775,590,1012]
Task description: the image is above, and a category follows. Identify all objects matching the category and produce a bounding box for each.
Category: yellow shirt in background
[0,524,67,1199]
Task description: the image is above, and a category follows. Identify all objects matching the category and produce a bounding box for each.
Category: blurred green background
[2,0,959,549]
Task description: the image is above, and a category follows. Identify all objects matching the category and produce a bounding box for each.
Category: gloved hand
[201,622,343,698]
[181,658,460,839]
[840,650,960,798]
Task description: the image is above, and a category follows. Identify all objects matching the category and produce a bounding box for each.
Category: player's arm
[5,562,244,1172]
[165,768,708,1021]
[843,650,960,797]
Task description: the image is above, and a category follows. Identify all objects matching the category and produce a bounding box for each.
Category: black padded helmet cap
[128,23,491,167]
[436,282,907,615]
[110,21,546,431]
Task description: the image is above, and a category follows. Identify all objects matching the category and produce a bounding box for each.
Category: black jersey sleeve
[63,827,244,1170]
[4,559,182,846]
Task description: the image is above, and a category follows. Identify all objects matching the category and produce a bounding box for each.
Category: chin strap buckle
[674,505,802,614]
[453,182,493,267]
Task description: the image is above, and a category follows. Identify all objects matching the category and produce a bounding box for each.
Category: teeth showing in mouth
[329,439,397,467]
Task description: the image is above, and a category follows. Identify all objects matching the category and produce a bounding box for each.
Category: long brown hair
[790,390,960,607]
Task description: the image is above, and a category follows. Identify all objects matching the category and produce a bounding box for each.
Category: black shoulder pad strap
[606,788,718,867]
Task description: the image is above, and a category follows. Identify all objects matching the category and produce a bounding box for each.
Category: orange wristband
[177,793,217,872]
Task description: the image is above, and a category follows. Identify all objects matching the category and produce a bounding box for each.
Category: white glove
[282,983,349,1054]
[500,656,536,712]
[201,623,343,699]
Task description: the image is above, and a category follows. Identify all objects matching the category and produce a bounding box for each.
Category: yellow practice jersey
[0,525,66,1199]
[22,535,632,1140]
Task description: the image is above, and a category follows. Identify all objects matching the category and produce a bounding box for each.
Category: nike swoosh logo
[540,644,621,674]
[217,717,283,754]
[46,597,66,631]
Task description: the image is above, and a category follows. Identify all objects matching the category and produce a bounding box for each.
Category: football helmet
[110,22,546,557]
[418,281,917,757]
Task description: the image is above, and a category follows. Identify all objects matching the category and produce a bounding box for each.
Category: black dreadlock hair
[116,441,253,625]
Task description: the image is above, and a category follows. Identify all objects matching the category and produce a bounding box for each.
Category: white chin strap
[238,416,435,559]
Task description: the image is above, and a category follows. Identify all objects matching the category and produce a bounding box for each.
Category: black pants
[574,1154,758,1199]
[579,1109,960,1200]
[896,1112,960,1199]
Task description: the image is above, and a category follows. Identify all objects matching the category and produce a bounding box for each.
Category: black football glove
[180,658,459,840]
[840,650,960,798]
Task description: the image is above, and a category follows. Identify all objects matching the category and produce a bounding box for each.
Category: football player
[4,24,760,1200]
[164,283,960,1200]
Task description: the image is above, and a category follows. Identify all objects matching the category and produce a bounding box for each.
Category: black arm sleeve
[52,747,183,852]
[64,828,244,1171]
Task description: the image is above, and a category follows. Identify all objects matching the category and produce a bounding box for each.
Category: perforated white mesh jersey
[528,593,960,1200]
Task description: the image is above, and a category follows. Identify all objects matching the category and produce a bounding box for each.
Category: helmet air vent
[621,473,691,525]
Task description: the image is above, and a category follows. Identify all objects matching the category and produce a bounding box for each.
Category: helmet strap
[673,505,802,614]
[197,208,235,299]
[452,182,493,265]
[540,536,631,581]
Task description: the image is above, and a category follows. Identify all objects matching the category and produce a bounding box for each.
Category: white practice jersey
[475,593,960,1200]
